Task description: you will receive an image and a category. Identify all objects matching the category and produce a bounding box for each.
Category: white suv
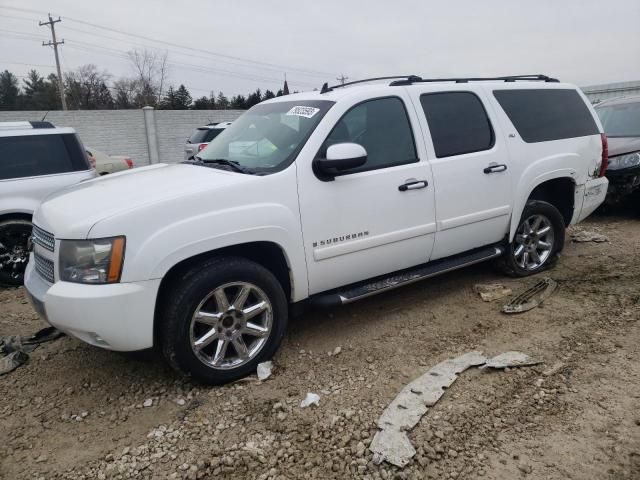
[25,75,608,383]
[0,121,95,286]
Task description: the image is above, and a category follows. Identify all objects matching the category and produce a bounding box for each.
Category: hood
[34,163,252,238]
[608,136,640,157]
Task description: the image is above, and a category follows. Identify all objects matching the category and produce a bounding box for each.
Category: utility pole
[40,14,67,110]
[336,74,349,85]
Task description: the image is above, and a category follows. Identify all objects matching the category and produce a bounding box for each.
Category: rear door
[296,92,437,294]
[408,87,513,260]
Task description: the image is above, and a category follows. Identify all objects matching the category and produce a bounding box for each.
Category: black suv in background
[596,96,640,206]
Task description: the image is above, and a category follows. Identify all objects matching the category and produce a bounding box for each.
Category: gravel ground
[1,215,639,480]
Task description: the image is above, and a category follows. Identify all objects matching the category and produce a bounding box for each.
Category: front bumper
[24,258,161,351]
[605,168,640,204]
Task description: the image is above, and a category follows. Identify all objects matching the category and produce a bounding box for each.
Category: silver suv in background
[184,122,232,160]
[0,121,95,286]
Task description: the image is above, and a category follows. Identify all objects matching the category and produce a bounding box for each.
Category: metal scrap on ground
[370,351,541,468]
[572,230,609,243]
[0,327,64,375]
[474,283,513,302]
[502,277,557,314]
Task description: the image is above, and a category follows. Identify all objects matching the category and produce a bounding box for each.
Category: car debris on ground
[0,326,64,375]
[474,283,513,302]
[502,277,558,314]
[571,230,609,243]
[300,392,321,408]
[256,361,273,381]
[370,351,542,468]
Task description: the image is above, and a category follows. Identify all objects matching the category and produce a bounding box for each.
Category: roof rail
[389,74,559,86]
[320,74,559,93]
[320,75,422,94]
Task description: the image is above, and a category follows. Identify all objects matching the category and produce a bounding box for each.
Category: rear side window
[189,128,223,143]
[493,89,599,143]
[322,96,418,172]
[0,134,89,180]
[420,92,494,158]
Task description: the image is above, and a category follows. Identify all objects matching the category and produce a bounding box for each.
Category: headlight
[59,236,126,284]
[607,152,640,171]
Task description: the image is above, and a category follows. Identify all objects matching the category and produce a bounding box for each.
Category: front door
[409,87,513,260]
[296,93,437,295]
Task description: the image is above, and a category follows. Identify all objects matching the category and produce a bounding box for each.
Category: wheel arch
[510,174,576,241]
[153,241,293,344]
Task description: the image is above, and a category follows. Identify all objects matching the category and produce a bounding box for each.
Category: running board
[309,245,504,308]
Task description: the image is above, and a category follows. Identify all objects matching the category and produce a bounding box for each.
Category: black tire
[0,219,32,287]
[159,256,288,385]
[500,200,565,277]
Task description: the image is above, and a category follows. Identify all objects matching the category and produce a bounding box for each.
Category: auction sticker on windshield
[286,106,320,118]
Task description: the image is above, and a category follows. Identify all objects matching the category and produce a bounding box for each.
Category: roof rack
[320,74,559,93]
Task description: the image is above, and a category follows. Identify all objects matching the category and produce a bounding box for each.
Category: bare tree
[127,49,169,106]
[64,64,112,109]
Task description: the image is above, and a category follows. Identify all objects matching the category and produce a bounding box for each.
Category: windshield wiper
[194,157,253,174]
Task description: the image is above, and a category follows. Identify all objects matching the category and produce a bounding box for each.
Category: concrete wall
[0,108,244,166]
[581,80,640,104]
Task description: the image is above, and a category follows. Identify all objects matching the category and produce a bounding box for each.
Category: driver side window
[322,97,418,173]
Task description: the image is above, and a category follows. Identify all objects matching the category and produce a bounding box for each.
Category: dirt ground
[1,213,639,480]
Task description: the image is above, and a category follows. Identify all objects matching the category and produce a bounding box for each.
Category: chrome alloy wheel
[514,214,555,271]
[189,282,273,370]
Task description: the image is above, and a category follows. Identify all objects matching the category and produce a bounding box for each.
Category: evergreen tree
[0,70,19,110]
[276,89,283,97]
[159,86,177,109]
[22,70,48,109]
[174,84,192,109]
[216,92,229,110]
[245,89,262,108]
[96,83,115,109]
[230,95,247,109]
[193,96,211,109]
[263,89,276,101]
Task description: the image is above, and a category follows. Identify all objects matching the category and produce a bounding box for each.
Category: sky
[1,0,639,98]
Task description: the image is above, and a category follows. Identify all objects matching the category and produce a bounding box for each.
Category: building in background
[581,80,640,104]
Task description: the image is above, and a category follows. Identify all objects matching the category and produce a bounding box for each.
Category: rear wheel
[0,219,32,287]
[159,256,288,384]
[501,200,565,277]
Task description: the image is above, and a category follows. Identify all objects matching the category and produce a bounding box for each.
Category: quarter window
[493,89,599,143]
[322,97,418,172]
[420,92,494,158]
[0,134,88,181]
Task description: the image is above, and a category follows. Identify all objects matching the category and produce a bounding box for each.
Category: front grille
[34,252,55,283]
[32,225,55,252]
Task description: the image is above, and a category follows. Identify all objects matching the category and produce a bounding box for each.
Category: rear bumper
[24,258,160,351]
[574,177,609,223]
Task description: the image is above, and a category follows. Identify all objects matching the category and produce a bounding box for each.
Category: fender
[90,201,309,302]
[0,198,38,218]
[509,165,578,242]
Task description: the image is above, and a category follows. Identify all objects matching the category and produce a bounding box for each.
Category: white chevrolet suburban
[0,121,95,286]
[25,75,608,384]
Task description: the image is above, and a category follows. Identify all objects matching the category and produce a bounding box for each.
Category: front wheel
[159,256,288,384]
[0,219,32,287]
[501,200,565,277]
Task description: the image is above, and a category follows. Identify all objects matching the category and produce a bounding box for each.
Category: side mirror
[313,143,367,180]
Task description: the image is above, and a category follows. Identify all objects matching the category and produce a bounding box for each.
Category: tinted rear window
[493,89,599,143]
[189,128,223,143]
[0,133,89,180]
[420,92,494,158]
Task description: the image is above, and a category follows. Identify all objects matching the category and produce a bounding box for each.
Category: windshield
[596,101,640,137]
[197,99,334,173]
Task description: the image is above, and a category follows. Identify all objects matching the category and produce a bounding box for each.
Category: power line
[0,5,335,78]
[39,14,67,110]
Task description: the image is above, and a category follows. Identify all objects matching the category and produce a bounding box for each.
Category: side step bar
[309,245,504,308]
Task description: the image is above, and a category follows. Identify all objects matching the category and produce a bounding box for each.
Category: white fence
[0,108,244,166]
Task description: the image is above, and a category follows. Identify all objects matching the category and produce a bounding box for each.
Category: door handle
[483,163,508,174]
[398,180,428,191]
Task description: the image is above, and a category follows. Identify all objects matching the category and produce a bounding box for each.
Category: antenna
[41,111,50,122]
